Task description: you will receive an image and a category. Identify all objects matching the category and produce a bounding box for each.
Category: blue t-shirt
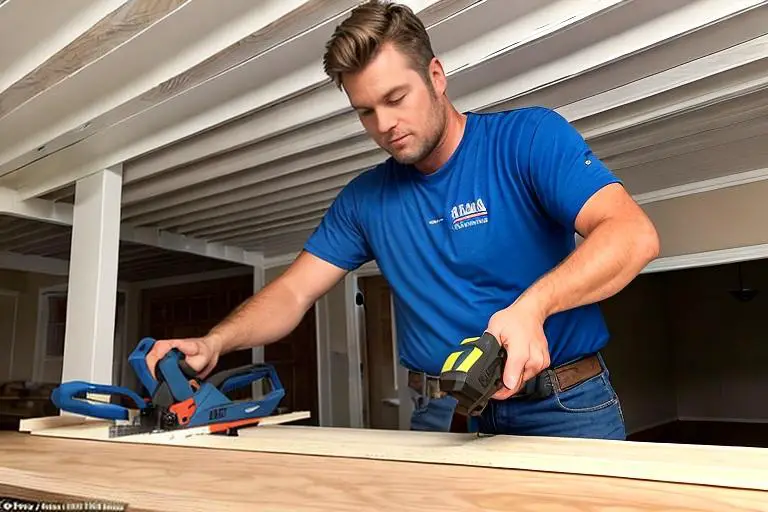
[304,106,621,376]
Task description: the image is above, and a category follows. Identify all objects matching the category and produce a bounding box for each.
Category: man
[146,0,659,439]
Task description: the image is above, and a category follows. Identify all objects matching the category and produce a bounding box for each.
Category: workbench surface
[1,431,767,511]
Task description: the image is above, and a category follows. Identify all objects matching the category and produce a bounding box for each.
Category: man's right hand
[145,336,222,380]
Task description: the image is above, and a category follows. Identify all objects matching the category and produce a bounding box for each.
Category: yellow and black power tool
[438,332,507,416]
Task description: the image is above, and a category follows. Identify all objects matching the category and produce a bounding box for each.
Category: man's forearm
[205,280,309,355]
[516,216,659,321]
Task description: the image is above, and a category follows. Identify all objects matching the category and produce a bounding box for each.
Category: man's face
[342,43,446,166]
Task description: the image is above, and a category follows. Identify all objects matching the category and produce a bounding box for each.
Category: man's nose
[376,110,397,134]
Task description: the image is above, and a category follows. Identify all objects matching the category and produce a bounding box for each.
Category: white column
[61,166,123,385]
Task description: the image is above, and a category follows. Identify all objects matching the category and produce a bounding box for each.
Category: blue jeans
[410,357,626,440]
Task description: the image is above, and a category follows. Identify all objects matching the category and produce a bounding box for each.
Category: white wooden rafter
[114,0,768,225]
[0,186,261,266]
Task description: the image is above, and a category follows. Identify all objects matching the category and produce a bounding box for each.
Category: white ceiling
[1,0,767,259]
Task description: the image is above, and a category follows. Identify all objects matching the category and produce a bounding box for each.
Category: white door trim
[642,243,768,274]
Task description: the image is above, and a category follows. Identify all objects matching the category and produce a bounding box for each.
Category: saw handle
[207,363,282,395]
[50,381,147,420]
[128,337,199,397]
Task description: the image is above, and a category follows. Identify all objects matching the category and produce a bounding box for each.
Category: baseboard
[678,416,768,424]
[626,416,679,436]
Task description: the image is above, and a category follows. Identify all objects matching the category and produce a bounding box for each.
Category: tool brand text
[209,407,227,420]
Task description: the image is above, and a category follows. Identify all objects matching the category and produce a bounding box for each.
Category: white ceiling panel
[0,0,767,262]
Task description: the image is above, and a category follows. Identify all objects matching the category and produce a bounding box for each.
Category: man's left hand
[485,299,551,400]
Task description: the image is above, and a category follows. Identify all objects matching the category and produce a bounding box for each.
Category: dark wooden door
[359,275,399,430]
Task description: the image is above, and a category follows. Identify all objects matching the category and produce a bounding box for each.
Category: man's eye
[390,95,405,104]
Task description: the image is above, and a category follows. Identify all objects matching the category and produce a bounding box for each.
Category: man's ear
[429,57,447,95]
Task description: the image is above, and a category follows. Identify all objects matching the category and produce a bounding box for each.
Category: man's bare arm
[207,251,348,354]
[515,183,660,320]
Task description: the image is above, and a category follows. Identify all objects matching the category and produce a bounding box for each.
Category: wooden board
[18,416,768,493]
[1,431,767,512]
[20,411,310,441]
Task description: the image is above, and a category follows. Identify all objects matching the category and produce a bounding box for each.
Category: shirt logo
[450,198,488,230]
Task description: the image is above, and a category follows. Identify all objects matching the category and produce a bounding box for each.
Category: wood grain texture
[2,432,767,512]
[0,0,188,119]
[22,420,768,492]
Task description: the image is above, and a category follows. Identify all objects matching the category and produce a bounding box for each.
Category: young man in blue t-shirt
[145,1,659,440]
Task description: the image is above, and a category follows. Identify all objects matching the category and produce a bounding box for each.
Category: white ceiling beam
[0,250,69,276]
[232,221,324,245]
[189,199,335,239]
[121,0,487,183]
[558,34,768,125]
[178,188,342,235]
[119,225,262,267]
[590,86,768,160]
[121,0,622,203]
[126,58,768,228]
[5,0,444,199]
[0,0,129,94]
[0,186,73,225]
[122,135,375,206]
[452,0,764,113]
[579,57,768,142]
[9,0,627,200]
[0,0,337,179]
[248,231,319,257]
[210,212,327,243]
[607,111,768,171]
[0,186,258,266]
[120,0,768,221]
[122,154,379,225]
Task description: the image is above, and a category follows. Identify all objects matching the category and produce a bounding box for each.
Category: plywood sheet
[21,417,768,493]
[1,432,767,512]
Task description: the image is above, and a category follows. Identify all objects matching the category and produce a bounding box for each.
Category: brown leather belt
[408,353,603,401]
[514,354,603,399]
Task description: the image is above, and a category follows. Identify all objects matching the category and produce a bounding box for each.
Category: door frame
[348,265,411,430]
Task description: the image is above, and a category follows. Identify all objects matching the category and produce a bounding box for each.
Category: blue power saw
[50,337,285,437]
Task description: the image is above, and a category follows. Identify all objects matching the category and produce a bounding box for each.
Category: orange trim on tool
[170,398,196,426]
[208,417,264,434]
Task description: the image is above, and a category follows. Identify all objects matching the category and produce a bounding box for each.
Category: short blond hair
[323,0,435,89]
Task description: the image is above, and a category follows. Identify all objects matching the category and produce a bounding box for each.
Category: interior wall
[599,274,678,434]
[0,269,68,382]
[601,257,768,430]
[643,180,768,257]
[661,260,768,422]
